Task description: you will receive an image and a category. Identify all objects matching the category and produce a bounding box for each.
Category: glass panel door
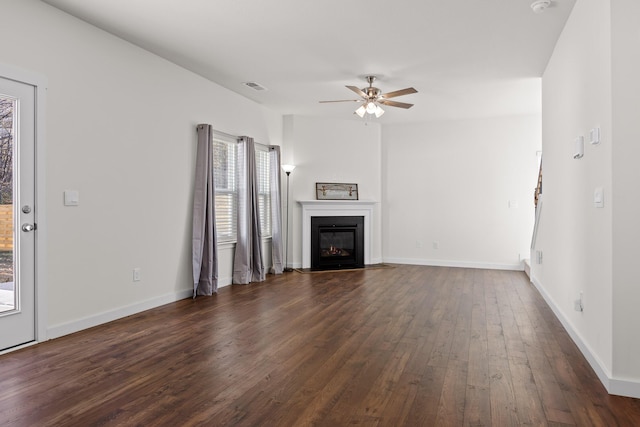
[0,76,36,350]
[0,96,15,313]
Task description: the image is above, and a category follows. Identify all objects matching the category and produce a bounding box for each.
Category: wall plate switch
[574,136,584,159]
[64,190,79,206]
[589,127,601,145]
[594,187,604,208]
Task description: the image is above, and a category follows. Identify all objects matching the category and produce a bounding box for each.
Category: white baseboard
[609,377,640,399]
[47,289,193,340]
[529,274,640,399]
[218,275,233,288]
[383,257,524,271]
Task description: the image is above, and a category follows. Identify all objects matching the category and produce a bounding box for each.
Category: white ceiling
[41,0,576,124]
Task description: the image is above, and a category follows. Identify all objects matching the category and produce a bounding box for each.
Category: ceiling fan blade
[319,99,361,103]
[380,87,418,99]
[378,99,414,109]
[346,85,368,98]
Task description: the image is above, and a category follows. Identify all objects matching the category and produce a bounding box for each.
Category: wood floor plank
[427,268,464,369]
[485,270,522,426]
[1,265,640,426]
[463,274,491,427]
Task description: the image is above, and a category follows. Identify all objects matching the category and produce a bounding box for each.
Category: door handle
[22,223,37,232]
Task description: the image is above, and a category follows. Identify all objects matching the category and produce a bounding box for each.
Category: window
[255,145,271,238]
[211,132,272,243]
[212,133,237,242]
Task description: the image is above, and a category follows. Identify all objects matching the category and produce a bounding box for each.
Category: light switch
[574,136,584,159]
[64,190,79,206]
[590,127,601,145]
[594,187,604,208]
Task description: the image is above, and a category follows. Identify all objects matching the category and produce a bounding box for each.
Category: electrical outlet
[574,291,584,312]
[536,250,543,264]
[133,268,141,282]
[433,241,439,250]
[415,241,423,248]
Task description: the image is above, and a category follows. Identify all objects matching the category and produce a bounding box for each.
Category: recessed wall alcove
[298,200,376,269]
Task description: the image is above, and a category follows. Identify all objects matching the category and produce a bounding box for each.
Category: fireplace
[311,216,364,270]
[299,200,375,269]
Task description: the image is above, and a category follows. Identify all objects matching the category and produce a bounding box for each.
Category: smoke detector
[531,0,551,13]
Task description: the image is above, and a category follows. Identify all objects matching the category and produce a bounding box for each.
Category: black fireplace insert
[311,216,364,270]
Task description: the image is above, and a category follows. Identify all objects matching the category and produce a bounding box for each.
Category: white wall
[283,115,382,267]
[533,0,640,398]
[382,116,541,270]
[1,0,282,337]
[611,0,640,387]
[535,0,614,384]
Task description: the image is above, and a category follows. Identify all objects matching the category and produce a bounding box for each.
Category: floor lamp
[281,164,296,272]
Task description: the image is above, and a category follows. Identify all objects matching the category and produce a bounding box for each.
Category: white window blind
[211,132,272,243]
[212,132,237,242]
[255,145,271,238]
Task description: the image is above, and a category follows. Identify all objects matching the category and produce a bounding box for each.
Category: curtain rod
[201,126,276,149]
[195,125,237,140]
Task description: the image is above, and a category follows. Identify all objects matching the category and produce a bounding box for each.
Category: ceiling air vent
[243,81,268,91]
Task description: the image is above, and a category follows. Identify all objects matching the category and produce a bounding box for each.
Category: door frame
[0,62,47,351]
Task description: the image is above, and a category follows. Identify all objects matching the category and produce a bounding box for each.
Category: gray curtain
[192,124,218,297]
[269,146,284,274]
[232,136,265,284]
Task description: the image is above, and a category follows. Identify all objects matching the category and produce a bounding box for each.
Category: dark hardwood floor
[1,265,640,426]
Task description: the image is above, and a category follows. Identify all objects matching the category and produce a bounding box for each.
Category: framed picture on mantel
[316,183,359,200]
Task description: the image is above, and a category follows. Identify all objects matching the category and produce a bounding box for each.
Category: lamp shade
[281,164,296,173]
[365,101,377,114]
[355,105,366,118]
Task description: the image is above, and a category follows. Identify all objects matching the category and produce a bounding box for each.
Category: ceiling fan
[320,76,417,118]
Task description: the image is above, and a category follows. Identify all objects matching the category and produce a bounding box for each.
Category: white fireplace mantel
[298,200,376,269]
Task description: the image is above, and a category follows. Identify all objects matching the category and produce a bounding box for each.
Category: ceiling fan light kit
[320,75,417,119]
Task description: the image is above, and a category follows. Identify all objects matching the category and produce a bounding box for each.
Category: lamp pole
[281,165,296,272]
